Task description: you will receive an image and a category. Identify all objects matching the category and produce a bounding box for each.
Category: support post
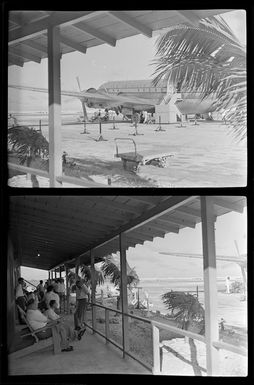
[47,25,62,187]
[91,250,96,332]
[152,324,160,374]
[65,265,69,314]
[59,266,62,278]
[48,271,50,280]
[200,196,219,376]
[96,119,107,141]
[119,233,129,357]
[105,308,109,343]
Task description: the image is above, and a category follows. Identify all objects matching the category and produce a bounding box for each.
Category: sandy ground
[8,121,246,187]
[84,293,247,376]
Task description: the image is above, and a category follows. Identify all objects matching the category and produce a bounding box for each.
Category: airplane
[159,241,247,298]
[8,78,155,123]
[8,77,216,123]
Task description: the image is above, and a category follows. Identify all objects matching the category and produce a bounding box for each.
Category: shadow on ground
[64,156,157,187]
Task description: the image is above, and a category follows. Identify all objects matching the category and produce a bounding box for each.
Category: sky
[8,10,246,112]
[21,205,247,281]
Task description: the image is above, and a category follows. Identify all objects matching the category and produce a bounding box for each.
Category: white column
[47,25,62,187]
[200,196,219,375]
[119,233,129,357]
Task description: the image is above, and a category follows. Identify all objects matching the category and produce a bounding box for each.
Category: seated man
[26,298,73,352]
[45,300,85,341]
[44,285,60,314]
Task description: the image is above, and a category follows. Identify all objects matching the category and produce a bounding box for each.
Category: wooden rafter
[60,35,87,54]
[9,46,41,63]
[177,10,201,27]
[72,23,116,47]
[108,11,152,38]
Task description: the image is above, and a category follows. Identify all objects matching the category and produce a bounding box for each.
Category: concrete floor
[8,328,149,375]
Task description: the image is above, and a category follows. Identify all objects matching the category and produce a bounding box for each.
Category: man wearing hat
[74,279,90,333]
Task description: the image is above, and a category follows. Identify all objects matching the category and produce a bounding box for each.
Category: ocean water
[138,278,227,313]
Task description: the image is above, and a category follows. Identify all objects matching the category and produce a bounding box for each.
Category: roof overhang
[8,10,232,67]
[8,196,246,271]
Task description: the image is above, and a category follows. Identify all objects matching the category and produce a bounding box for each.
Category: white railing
[87,302,247,376]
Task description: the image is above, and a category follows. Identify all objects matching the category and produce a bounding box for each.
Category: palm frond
[152,15,246,141]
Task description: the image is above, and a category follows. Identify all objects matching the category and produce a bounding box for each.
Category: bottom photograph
[7,195,247,376]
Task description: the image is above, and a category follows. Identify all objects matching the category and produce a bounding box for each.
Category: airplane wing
[8,84,155,109]
[8,84,117,102]
[159,251,246,264]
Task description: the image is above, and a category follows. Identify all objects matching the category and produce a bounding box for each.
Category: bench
[9,305,61,359]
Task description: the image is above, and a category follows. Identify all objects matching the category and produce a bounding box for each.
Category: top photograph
[7,10,247,188]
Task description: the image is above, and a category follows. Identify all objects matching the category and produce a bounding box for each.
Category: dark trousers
[74,298,87,329]
[16,296,26,324]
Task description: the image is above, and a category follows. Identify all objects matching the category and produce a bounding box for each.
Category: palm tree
[8,126,49,187]
[101,253,140,288]
[68,253,139,292]
[161,291,205,334]
[152,15,246,141]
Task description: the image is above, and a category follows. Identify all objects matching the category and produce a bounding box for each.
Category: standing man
[58,278,66,313]
[37,280,45,301]
[15,277,27,324]
[74,279,90,332]
[225,276,231,294]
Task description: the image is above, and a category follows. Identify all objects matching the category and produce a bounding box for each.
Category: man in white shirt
[74,279,90,331]
[26,298,73,352]
[45,300,84,341]
[44,285,60,313]
[15,277,27,324]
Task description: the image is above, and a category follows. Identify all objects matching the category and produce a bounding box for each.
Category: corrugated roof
[9,196,246,271]
[8,10,232,67]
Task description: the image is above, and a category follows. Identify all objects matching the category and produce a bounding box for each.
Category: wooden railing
[85,302,152,371]
[8,162,108,188]
[86,301,247,375]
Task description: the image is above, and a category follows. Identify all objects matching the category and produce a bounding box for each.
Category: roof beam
[8,11,97,45]
[124,196,163,206]
[177,10,201,27]
[212,198,245,214]
[77,196,195,258]
[85,197,145,215]
[108,11,152,38]
[73,23,116,47]
[149,221,179,234]
[174,205,201,218]
[131,230,153,241]
[8,53,24,67]
[12,205,123,230]
[22,40,48,54]
[9,46,41,63]
[139,226,166,238]
[60,35,87,54]
[159,215,196,229]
